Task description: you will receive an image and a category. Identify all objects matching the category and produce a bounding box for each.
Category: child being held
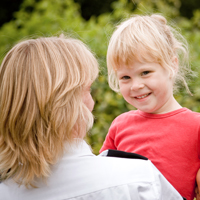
[100,14,200,200]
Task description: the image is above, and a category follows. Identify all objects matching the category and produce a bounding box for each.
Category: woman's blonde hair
[0,35,99,187]
[107,14,192,93]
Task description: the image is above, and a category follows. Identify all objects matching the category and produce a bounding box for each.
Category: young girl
[100,14,200,200]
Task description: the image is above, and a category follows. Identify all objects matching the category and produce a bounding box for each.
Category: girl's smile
[133,92,151,100]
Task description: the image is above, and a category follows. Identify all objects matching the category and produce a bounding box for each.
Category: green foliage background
[1,0,200,154]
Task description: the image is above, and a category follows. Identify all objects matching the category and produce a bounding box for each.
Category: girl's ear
[172,56,179,73]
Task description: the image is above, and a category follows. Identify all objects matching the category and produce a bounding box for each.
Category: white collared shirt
[0,140,182,200]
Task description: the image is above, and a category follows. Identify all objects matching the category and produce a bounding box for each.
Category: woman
[0,35,183,200]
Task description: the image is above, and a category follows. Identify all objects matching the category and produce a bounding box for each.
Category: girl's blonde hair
[107,14,192,93]
[0,36,99,187]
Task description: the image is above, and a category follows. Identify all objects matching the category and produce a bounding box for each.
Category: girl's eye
[121,76,130,80]
[141,71,150,76]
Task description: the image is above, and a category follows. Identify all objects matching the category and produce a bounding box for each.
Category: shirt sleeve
[99,150,184,200]
[198,124,200,159]
[99,120,117,153]
[150,161,184,200]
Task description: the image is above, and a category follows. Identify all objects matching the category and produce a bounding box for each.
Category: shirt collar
[64,139,95,158]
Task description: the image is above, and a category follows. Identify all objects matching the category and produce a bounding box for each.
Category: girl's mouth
[135,93,151,99]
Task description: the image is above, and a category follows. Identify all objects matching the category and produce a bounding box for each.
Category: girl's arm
[99,132,116,153]
[196,168,200,200]
[99,119,118,153]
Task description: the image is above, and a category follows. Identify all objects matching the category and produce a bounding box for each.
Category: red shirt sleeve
[198,124,200,159]
[99,120,117,153]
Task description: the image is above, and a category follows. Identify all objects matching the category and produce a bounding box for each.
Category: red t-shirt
[100,108,200,200]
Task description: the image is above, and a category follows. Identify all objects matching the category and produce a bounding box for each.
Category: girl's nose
[130,80,144,91]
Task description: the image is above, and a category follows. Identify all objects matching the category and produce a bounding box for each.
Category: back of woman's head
[0,36,99,187]
[107,14,192,93]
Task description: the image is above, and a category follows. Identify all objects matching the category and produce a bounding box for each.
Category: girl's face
[116,61,180,114]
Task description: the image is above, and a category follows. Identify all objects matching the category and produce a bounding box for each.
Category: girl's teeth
[137,94,148,99]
